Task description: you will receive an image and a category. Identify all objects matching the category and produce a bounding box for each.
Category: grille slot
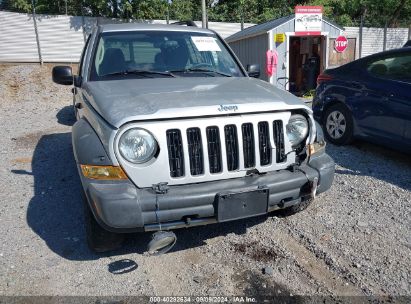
[186,128,204,176]
[258,122,271,166]
[206,126,222,173]
[166,129,185,177]
[224,125,239,171]
[273,120,286,163]
[242,123,255,168]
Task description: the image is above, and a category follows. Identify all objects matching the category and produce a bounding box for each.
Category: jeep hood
[83,77,311,128]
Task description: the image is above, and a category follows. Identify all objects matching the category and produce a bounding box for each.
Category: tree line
[1,0,410,27]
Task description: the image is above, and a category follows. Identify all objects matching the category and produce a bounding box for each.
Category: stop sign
[335,36,348,52]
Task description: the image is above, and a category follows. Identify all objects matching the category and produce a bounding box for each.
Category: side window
[105,40,130,61]
[94,38,105,75]
[94,37,131,75]
[367,54,411,83]
[78,35,91,77]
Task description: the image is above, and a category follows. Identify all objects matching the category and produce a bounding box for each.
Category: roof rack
[171,21,198,27]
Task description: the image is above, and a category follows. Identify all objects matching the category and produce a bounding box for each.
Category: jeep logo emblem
[218,105,238,112]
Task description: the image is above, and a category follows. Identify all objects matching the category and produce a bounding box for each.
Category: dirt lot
[0,64,410,301]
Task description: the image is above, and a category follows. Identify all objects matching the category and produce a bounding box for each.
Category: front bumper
[82,153,335,233]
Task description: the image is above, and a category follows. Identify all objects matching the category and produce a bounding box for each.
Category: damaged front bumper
[82,153,335,233]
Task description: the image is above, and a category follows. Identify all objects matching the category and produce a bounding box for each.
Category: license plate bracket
[216,188,269,222]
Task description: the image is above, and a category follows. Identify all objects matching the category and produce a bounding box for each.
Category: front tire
[323,103,354,145]
[83,191,125,253]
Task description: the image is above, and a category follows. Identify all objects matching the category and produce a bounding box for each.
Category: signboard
[334,36,348,52]
[295,6,323,36]
[275,33,285,43]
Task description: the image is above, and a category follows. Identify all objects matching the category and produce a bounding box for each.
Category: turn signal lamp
[80,165,128,180]
[308,141,326,156]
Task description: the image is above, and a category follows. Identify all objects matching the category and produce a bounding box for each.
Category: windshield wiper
[101,69,176,78]
[169,68,232,77]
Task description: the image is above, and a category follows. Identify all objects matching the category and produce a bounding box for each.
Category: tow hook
[147,182,177,255]
[311,177,319,199]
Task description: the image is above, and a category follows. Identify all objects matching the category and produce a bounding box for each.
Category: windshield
[90,30,245,80]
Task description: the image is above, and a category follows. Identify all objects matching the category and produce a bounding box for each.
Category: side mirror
[52,66,73,85]
[247,64,260,78]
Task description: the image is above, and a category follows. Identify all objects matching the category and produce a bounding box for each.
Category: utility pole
[240,0,244,30]
[32,0,43,65]
[65,0,67,15]
[383,22,387,51]
[359,7,367,58]
[201,0,206,28]
[166,0,170,24]
[81,0,86,42]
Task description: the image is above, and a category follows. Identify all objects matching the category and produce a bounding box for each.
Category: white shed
[226,14,344,93]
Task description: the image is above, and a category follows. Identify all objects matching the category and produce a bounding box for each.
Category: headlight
[286,114,309,147]
[119,128,158,164]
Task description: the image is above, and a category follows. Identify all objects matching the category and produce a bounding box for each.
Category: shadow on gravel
[22,132,98,261]
[326,141,411,191]
[22,128,267,260]
[233,270,300,302]
[142,216,267,254]
[56,105,76,126]
[120,215,266,255]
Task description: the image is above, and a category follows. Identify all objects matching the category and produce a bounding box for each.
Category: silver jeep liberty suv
[52,22,335,253]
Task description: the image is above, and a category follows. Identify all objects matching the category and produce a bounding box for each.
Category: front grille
[242,123,255,168]
[187,128,204,175]
[166,118,289,178]
[258,122,271,166]
[166,129,185,177]
[273,120,286,163]
[224,125,239,171]
[206,126,222,173]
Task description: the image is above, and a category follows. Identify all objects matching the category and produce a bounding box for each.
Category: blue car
[312,48,411,153]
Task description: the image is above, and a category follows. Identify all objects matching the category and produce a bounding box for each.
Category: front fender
[72,118,113,166]
[72,119,141,230]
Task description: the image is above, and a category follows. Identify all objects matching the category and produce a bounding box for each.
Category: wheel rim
[326,110,346,139]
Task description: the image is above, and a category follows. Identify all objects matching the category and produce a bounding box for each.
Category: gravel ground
[0,64,410,300]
